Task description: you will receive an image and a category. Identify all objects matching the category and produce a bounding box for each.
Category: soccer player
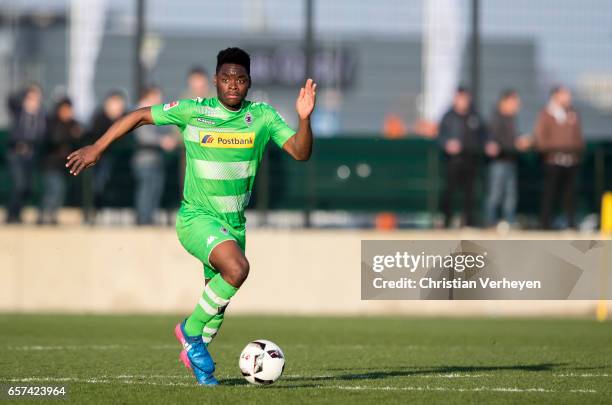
[65,47,317,385]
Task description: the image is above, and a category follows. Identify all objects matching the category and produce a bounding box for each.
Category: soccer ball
[239,339,285,385]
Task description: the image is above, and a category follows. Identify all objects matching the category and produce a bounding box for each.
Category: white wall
[0,226,608,317]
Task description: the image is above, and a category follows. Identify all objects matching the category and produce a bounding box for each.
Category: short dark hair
[216,47,250,76]
[56,96,72,107]
[139,85,160,100]
[550,85,567,96]
[105,89,126,100]
[188,66,208,78]
[499,88,517,101]
[53,97,72,118]
[23,83,42,98]
[456,85,470,95]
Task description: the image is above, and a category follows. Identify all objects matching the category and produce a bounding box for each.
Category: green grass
[0,315,611,404]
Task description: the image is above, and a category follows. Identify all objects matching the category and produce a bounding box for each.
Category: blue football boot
[174,320,219,386]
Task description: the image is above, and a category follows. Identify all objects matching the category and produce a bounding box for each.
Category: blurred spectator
[438,87,486,228]
[535,86,584,229]
[177,66,211,196]
[312,89,342,137]
[182,66,210,99]
[132,86,177,225]
[484,89,531,227]
[5,84,46,224]
[38,98,83,225]
[82,90,127,223]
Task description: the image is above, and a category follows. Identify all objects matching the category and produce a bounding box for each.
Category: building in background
[0,0,610,137]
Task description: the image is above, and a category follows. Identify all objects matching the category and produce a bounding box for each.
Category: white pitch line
[411,374,486,378]
[289,344,426,350]
[283,373,486,379]
[4,344,200,351]
[114,374,192,379]
[6,345,125,351]
[1,377,598,393]
[283,374,334,379]
[321,385,597,394]
[554,373,610,378]
[3,377,194,387]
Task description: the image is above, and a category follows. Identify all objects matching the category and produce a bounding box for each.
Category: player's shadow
[219,378,320,389]
[219,362,608,388]
[282,362,572,383]
[220,378,256,386]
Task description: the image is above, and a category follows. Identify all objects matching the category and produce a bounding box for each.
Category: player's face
[215,64,250,110]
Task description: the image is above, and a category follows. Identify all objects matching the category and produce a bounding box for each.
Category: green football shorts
[176,210,246,280]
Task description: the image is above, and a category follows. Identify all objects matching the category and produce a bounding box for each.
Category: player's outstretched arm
[65,107,154,176]
[283,78,317,161]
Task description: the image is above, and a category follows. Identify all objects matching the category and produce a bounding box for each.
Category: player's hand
[65,144,102,176]
[296,78,317,120]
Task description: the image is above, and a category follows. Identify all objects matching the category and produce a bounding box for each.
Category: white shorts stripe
[202,335,212,344]
[198,297,217,316]
[202,326,218,336]
[204,285,230,307]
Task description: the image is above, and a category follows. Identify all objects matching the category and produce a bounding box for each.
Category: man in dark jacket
[132,86,177,225]
[82,90,126,223]
[438,87,486,228]
[38,98,83,225]
[5,84,46,223]
[484,89,531,227]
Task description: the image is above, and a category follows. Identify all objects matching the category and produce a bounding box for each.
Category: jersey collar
[214,97,244,114]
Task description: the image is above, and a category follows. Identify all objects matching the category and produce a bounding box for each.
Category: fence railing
[1,132,610,225]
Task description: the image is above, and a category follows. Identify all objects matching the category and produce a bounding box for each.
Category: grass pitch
[0,314,610,404]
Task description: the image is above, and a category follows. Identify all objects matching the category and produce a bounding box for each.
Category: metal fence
[0,0,611,134]
[0,0,611,227]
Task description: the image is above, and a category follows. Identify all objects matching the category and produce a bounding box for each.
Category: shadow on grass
[316,363,566,381]
[218,378,322,389]
[284,363,567,381]
[219,362,593,388]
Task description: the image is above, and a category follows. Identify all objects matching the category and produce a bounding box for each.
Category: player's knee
[223,257,250,287]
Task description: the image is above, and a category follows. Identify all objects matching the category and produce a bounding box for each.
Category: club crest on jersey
[199,131,255,148]
[163,101,179,111]
[245,112,253,126]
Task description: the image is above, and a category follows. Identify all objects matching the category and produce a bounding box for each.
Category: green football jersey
[151,97,295,228]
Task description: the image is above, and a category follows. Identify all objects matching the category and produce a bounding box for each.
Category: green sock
[201,307,227,345]
[184,273,238,337]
